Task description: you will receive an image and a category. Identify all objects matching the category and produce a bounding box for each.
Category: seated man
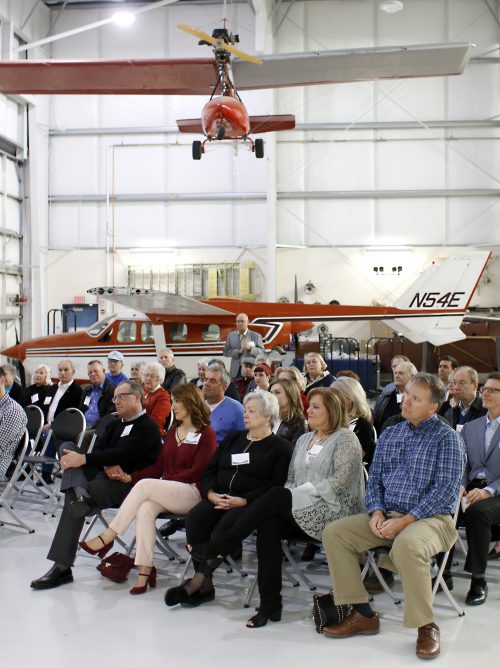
[372,361,417,435]
[444,365,486,431]
[159,348,186,393]
[202,363,244,443]
[234,356,257,400]
[105,350,128,386]
[460,371,500,605]
[79,360,115,429]
[30,380,162,590]
[0,365,28,478]
[322,373,464,660]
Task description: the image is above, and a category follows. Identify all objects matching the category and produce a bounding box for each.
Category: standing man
[444,365,485,431]
[159,348,186,393]
[322,373,464,660]
[202,363,245,442]
[224,313,264,380]
[460,372,500,605]
[0,365,27,478]
[30,380,161,590]
[105,350,128,386]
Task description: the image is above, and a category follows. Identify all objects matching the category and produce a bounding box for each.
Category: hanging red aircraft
[1,252,491,382]
[0,25,473,158]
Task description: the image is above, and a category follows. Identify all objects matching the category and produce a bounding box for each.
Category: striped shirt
[366,414,465,520]
[0,393,27,478]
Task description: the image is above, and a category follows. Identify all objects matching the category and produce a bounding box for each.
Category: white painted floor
[1,505,499,668]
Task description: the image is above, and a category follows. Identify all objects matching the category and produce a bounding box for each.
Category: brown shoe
[323,610,380,638]
[416,623,440,660]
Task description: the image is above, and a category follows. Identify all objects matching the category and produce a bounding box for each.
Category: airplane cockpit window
[202,324,220,342]
[87,315,115,337]
[117,321,137,343]
[169,323,187,342]
[141,321,154,343]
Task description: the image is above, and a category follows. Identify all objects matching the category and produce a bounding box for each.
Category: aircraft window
[169,323,187,342]
[117,321,137,343]
[87,315,115,337]
[202,324,220,342]
[141,321,154,343]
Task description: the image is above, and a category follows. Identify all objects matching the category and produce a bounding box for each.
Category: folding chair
[0,431,35,533]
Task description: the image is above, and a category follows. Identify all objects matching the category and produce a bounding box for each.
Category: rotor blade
[178,23,262,65]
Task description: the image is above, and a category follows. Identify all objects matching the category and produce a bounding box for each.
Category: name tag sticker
[309,444,324,457]
[83,396,91,406]
[121,425,133,437]
[44,396,52,405]
[31,393,39,403]
[232,453,250,465]
[456,424,464,433]
[396,393,404,404]
[184,431,201,445]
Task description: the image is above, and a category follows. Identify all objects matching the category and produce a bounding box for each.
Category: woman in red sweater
[143,362,171,437]
[80,383,216,595]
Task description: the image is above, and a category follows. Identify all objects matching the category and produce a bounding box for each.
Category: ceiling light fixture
[380,1,404,13]
[112,11,136,27]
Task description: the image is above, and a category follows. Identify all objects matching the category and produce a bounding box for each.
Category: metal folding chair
[0,431,34,533]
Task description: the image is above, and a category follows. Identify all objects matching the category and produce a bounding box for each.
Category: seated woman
[165,390,292,607]
[275,366,309,416]
[269,377,307,448]
[143,362,171,437]
[331,376,376,466]
[190,359,208,389]
[175,388,365,627]
[130,361,147,386]
[253,363,272,392]
[79,383,216,595]
[303,352,335,395]
[25,364,53,422]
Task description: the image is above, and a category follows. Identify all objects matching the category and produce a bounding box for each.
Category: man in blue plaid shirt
[322,372,465,661]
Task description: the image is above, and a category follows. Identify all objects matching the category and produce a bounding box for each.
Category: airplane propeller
[177,24,263,65]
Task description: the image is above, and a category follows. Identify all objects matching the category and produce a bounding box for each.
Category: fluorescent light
[277,244,307,249]
[363,246,413,254]
[129,247,176,254]
[112,11,136,27]
[380,1,404,13]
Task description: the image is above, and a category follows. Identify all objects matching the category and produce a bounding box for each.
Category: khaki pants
[109,479,201,567]
[322,512,457,628]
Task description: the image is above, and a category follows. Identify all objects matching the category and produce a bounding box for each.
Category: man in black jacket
[444,366,486,431]
[30,380,162,590]
[159,348,187,393]
[79,360,115,428]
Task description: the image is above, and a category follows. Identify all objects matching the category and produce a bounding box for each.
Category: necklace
[308,431,326,450]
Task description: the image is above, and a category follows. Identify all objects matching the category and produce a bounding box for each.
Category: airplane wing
[87,287,235,317]
[0,42,472,95]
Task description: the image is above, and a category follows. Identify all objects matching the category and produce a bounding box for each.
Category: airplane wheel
[192,141,202,160]
[216,125,225,140]
[254,138,264,159]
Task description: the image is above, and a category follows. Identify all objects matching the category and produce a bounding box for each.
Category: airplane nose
[1,343,25,361]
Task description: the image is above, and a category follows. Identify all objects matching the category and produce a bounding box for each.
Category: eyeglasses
[480,387,500,395]
[449,380,472,387]
[112,392,136,403]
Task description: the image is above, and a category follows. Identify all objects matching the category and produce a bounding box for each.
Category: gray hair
[455,365,479,385]
[116,380,145,406]
[58,359,75,372]
[208,362,230,389]
[3,363,17,376]
[145,361,166,384]
[396,361,418,376]
[159,348,174,359]
[243,389,280,427]
[409,372,445,407]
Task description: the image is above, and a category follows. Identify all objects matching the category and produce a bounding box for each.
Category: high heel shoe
[246,608,282,628]
[79,535,114,559]
[129,567,156,595]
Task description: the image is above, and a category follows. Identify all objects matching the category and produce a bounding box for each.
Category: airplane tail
[389,251,491,346]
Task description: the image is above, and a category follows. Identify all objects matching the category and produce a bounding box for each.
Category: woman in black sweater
[270,377,307,448]
[165,390,291,607]
[331,376,376,466]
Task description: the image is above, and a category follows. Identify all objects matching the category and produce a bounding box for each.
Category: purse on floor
[96,552,135,583]
[312,589,352,634]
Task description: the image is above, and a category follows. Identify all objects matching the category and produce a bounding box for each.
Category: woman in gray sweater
[187,387,365,628]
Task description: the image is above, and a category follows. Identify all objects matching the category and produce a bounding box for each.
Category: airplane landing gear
[192,140,203,160]
[253,138,264,159]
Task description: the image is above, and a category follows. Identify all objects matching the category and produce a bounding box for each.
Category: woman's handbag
[312,589,352,634]
[96,552,135,583]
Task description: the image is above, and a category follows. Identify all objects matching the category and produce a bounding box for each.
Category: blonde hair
[274,366,307,392]
[304,352,327,371]
[269,378,304,422]
[331,377,372,422]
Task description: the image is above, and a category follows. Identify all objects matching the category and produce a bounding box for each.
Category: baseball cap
[108,350,125,362]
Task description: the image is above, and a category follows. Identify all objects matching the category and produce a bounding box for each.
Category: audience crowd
[2,313,499,660]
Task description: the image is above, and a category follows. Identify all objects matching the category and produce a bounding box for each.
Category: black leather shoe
[159,519,184,538]
[488,548,500,561]
[465,581,488,606]
[181,588,215,608]
[31,564,73,590]
[69,496,92,518]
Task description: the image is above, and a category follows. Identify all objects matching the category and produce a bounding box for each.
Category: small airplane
[1,252,491,383]
[0,24,473,159]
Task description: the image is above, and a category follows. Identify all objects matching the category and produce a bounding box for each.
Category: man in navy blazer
[461,371,500,605]
[223,313,264,379]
